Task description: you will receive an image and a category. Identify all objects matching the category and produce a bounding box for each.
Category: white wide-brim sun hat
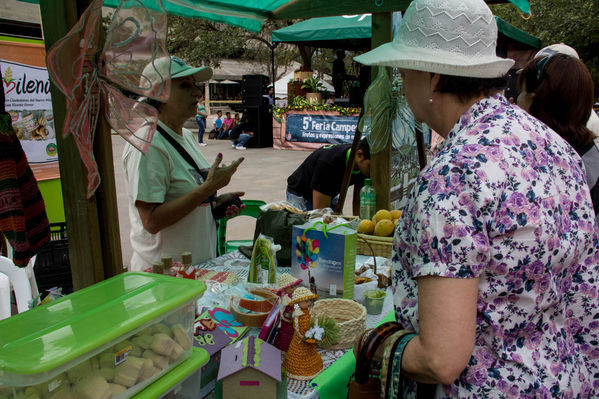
[354,0,514,78]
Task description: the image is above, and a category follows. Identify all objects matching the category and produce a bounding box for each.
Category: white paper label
[329,284,337,296]
[114,346,131,366]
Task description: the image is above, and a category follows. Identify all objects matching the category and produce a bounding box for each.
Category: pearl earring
[428,98,433,104]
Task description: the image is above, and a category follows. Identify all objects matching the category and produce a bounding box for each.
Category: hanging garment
[0,113,50,267]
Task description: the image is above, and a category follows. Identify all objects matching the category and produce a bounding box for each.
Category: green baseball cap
[170,56,213,81]
[141,56,213,91]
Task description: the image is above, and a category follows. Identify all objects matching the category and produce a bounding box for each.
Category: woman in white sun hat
[355,0,599,397]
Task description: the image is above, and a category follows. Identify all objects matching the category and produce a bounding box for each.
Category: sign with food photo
[1,42,59,181]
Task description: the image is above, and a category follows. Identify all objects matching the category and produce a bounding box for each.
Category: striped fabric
[0,113,50,267]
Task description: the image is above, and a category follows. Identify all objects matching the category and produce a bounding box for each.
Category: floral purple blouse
[392,94,599,398]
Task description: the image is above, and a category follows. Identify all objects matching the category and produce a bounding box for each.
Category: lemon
[390,209,402,219]
[357,219,375,234]
[372,209,392,224]
[374,219,395,237]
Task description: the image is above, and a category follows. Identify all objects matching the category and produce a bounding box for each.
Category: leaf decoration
[46,0,170,198]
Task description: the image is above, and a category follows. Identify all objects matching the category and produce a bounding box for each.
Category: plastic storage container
[0,272,206,399]
[131,347,209,399]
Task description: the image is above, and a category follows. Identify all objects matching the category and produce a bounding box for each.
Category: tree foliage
[166,16,301,82]
[490,0,599,98]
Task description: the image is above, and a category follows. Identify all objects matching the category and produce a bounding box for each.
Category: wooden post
[39,0,123,289]
[204,81,211,115]
[370,12,393,211]
[335,108,364,215]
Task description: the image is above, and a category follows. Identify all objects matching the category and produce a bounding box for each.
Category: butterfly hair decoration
[46,0,170,198]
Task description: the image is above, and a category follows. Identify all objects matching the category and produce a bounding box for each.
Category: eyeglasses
[178,79,204,92]
[536,54,554,82]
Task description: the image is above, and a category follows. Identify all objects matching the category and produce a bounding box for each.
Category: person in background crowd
[517,51,599,219]
[123,56,244,271]
[332,49,348,98]
[263,86,275,106]
[208,110,223,139]
[533,43,599,138]
[355,0,599,396]
[229,113,254,151]
[195,97,208,146]
[218,111,234,140]
[286,140,370,214]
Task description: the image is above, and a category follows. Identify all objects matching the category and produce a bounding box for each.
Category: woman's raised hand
[205,153,244,192]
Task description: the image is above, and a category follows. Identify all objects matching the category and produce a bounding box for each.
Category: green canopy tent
[271,14,540,51]
[272,14,371,51]
[97,0,531,32]
[15,0,528,290]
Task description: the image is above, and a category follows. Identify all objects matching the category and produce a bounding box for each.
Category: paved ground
[112,130,355,266]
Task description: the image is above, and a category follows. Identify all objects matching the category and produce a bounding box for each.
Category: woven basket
[357,234,393,258]
[312,298,366,349]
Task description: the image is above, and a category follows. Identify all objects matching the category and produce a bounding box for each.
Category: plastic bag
[248,234,280,284]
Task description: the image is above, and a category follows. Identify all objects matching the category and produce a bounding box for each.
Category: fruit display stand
[0,273,205,399]
[355,209,401,258]
[356,234,393,258]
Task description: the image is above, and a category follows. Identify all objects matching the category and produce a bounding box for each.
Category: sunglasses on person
[536,54,555,82]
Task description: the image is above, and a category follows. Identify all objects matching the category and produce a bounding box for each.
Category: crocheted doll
[282,287,323,380]
[274,273,303,352]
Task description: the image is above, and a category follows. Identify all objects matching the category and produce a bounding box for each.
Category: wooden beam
[369,12,393,211]
[38,0,123,289]
[94,107,124,278]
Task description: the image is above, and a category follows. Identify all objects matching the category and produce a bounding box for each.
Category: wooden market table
[195,251,394,399]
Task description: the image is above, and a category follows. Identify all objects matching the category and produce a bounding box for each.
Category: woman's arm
[136,184,215,234]
[401,275,478,385]
[136,155,244,233]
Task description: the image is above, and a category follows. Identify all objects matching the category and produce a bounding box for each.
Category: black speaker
[242,74,269,104]
[242,95,270,107]
[242,105,272,148]
[242,74,269,89]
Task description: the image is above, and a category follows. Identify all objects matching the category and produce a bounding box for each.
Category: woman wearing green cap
[123,56,244,271]
[354,0,599,396]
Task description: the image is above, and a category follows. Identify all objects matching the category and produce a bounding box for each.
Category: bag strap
[156,124,202,175]
[354,322,403,384]
[156,124,218,229]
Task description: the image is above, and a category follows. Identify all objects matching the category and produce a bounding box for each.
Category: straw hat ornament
[354,0,514,78]
[289,287,319,308]
[276,273,303,295]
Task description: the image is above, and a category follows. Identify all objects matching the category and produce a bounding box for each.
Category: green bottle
[359,178,376,220]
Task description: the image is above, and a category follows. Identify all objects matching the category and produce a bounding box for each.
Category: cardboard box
[293,71,313,81]
[291,222,356,299]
